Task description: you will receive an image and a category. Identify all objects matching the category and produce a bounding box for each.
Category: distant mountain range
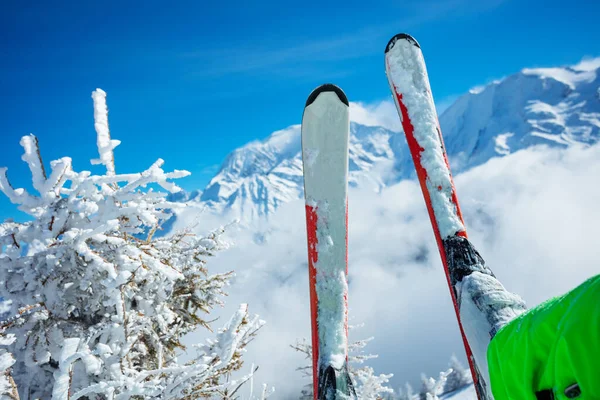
[173,58,600,221]
[173,58,600,398]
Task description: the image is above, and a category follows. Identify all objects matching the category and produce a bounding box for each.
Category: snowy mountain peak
[442,58,600,170]
[200,121,403,219]
[191,58,600,221]
[522,57,600,88]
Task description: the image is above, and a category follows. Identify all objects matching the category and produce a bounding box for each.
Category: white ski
[385,33,526,399]
[301,84,356,400]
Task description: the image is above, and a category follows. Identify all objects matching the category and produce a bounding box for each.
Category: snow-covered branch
[397,355,473,400]
[91,88,120,176]
[0,334,18,400]
[0,88,264,399]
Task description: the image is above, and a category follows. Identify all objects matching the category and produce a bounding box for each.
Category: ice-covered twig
[19,135,47,194]
[91,89,120,176]
[118,159,190,195]
[0,168,36,208]
[0,137,72,211]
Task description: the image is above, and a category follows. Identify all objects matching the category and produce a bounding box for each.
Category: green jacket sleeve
[487,274,600,399]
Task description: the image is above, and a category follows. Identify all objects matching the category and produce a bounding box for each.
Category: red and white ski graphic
[301,84,356,400]
[385,34,526,400]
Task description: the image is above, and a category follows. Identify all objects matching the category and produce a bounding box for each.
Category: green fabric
[488,274,600,399]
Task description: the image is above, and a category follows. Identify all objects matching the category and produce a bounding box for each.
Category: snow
[493,133,513,156]
[166,57,600,228]
[164,56,600,397]
[385,37,530,399]
[2,56,597,398]
[197,117,402,221]
[385,36,465,238]
[91,88,120,175]
[522,65,597,88]
[442,57,600,172]
[301,90,350,371]
[0,351,16,398]
[19,135,47,194]
[51,338,80,400]
[440,384,477,399]
[0,89,268,400]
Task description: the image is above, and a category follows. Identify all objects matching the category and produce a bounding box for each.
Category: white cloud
[181,143,600,397]
[350,100,402,132]
[572,56,600,72]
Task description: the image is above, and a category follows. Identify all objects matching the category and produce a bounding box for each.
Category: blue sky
[1,0,599,221]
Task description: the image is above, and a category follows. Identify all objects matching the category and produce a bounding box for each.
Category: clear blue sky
[1,0,598,221]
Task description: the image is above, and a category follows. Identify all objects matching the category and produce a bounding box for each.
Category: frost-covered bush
[418,369,450,400]
[0,89,265,399]
[397,355,473,400]
[0,333,18,399]
[442,355,472,394]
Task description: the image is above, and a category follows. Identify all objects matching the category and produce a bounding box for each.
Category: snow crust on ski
[301,84,355,400]
[385,34,526,400]
[385,34,465,239]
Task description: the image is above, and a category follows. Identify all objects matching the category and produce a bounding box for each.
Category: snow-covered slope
[199,123,406,219]
[441,384,477,400]
[189,58,600,221]
[442,58,600,171]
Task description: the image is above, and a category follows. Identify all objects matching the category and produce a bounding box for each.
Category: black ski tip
[385,33,420,53]
[305,83,349,108]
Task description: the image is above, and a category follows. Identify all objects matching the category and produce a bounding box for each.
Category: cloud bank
[350,101,402,132]
[182,142,600,397]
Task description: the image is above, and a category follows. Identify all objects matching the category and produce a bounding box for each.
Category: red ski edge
[306,200,352,399]
[389,84,481,391]
[305,204,320,398]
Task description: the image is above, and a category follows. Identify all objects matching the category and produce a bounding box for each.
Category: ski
[384,34,526,399]
[301,84,356,400]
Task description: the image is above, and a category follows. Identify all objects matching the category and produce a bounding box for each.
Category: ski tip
[305,83,349,108]
[385,33,420,53]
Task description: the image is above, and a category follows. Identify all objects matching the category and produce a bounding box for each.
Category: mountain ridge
[177,58,600,221]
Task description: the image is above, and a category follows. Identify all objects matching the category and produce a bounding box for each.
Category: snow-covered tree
[397,355,473,400]
[292,324,393,399]
[442,355,472,394]
[418,369,451,400]
[0,333,18,400]
[396,383,415,400]
[0,89,266,399]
